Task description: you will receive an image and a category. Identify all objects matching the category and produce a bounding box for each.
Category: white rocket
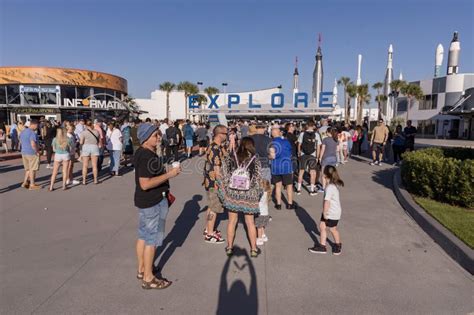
[353,54,362,120]
[399,72,403,81]
[292,56,299,103]
[383,45,394,120]
[312,34,324,106]
[356,54,362,86]
[332,78,338,106]
[434,44,444,78]
[447,31,460,75]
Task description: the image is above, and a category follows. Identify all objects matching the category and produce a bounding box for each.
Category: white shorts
[54,153,71,162]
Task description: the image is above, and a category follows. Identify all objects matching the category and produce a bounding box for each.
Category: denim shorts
[186,139,193,148]
[54,153,70,162]
[81,144,100,157]
[138,198,169,246]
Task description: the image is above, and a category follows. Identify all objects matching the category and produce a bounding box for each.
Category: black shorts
[299,155,319,171]
[199,140,208,148]
[372,142,384,151]
[320,214,339,227]
[271,174,293,186]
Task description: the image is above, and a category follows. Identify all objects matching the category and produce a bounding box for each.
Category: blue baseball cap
[137,123,159,144]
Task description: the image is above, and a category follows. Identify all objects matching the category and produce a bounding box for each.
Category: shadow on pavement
[371,168,396,191]
[0,164,24,174]
[153,194,206,276]
[216,246,258,315]
[349,154,371,163]
[294,205,334,248]
[0,165,134,193]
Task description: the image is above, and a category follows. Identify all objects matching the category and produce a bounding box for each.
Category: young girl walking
[309,165,344,255]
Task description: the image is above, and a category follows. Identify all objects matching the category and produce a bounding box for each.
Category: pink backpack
[229,151,256,191]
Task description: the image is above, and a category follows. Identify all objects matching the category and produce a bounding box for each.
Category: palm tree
[356,84,371,125]
[159,81,175,120]
[177,81,199,120]
[401,83,424,122]
[203,86,220,109]
[346,83,357,122]
[338,77,351,123]
[372,82,383,119]
[123,95,138,114]
[196,95,207,106]
[389,79,406,119]
[204,86,220,97]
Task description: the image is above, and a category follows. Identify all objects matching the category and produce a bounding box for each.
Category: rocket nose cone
[436,43,444,53]
[452,31,459,42]
[388,44,393,53]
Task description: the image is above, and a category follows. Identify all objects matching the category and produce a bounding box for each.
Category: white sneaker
[46,164,52,169]
[262,235,268,242]
[71,180,80,185]
[256,238,264,246]
[378,162,383,166]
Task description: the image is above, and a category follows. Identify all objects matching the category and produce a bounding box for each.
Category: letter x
[208,95,219,109]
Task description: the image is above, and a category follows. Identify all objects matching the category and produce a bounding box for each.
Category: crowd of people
[133,118,351,289]
[6,117,141,191]
[1,115,418,290]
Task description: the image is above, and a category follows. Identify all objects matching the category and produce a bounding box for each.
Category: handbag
[167,192,176,207]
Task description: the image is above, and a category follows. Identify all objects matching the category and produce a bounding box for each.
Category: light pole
[197,82,203,122]
[222,82,228,107]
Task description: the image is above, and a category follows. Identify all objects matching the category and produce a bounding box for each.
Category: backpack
[301,131,317,155]
[166,127,178,146]
[351,130,358,142]
[229,151,256,191]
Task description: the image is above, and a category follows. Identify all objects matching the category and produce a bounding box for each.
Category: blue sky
[1,0,473,106]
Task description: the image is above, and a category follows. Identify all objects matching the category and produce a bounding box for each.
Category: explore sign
[188,92,334,110]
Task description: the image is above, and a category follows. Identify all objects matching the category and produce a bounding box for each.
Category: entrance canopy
[190,107,339,117]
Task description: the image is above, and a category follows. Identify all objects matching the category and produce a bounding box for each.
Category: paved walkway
[415,138,474,148]
[0,156,472,314]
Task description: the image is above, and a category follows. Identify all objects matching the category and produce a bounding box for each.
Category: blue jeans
[321,156,337,169]
[109,150,121,173]
[138,199,169,246]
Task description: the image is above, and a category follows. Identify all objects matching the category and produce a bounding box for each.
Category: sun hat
[137,123,159,144]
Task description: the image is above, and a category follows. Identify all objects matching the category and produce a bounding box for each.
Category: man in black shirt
[404,120,417,152]
[134,123,181,290]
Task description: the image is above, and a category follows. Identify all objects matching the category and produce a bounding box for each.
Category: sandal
[250,249,259,258]
[225,247,234,257]
[136,271,144,280]
[142,277,172,290]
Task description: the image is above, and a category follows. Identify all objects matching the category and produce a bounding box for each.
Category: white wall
[136,90,186,121]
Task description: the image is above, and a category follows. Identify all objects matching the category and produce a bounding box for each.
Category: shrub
[401,148,474,208]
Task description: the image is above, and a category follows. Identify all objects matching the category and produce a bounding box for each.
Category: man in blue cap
[134,123,181,290]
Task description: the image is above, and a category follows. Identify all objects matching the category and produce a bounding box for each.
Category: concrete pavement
[0,156,472,314]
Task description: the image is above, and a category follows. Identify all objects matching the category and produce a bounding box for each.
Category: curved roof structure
[0,66,127,93]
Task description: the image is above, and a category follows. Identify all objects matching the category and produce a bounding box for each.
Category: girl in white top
[106,122,123,176]
[309,165,344,255]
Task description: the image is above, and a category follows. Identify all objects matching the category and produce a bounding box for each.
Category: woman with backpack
[219,137,264,258]
[80,120,100,184]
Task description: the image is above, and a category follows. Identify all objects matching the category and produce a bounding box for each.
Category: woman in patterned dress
[219,137,264,258]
